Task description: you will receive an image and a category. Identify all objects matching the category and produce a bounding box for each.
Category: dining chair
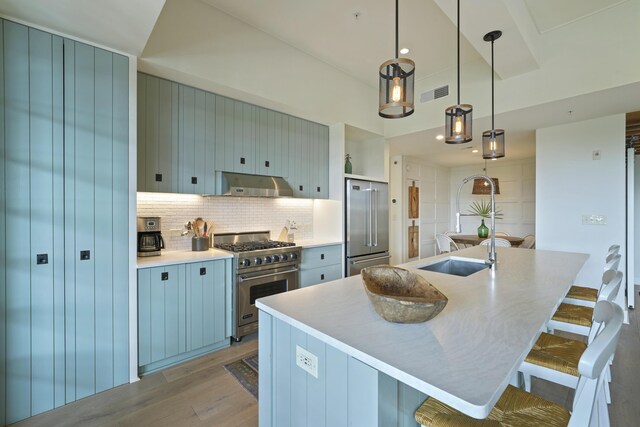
[564,253,621,308]
[520,234,535,249]
[494,231,510,236]
[435,233,459,254]
[480,237,511,247]
[415,301,623,427]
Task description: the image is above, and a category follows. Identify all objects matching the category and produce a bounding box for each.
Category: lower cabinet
[137,259,232,375]
[299,245,343,287]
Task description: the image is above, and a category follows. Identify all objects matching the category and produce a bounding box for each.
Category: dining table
[450,234,525,247]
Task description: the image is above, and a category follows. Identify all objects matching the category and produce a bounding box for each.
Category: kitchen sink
[418,257,489,277]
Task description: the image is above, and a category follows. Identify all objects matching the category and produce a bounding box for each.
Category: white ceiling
[524,0,629,33]
[200,0,481,87]
[0,0,165,55]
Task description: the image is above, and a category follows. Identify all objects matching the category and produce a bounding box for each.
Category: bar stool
[564,252,621,308]
[415,301,623,427]
[549,270,622,339]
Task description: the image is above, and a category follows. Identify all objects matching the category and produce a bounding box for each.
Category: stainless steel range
[214,231,300,342]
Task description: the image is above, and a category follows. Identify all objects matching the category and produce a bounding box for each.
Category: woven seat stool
[416,302,624,427]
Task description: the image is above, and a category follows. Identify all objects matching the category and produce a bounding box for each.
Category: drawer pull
[321,254,325,260]
[155,173,163,182]
[321,274,325,280]
[161,272,169,281]
[200,267,207,276]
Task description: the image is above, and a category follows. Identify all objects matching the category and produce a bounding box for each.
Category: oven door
[237,266,299,331]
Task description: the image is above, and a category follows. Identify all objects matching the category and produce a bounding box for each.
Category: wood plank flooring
[10,289,640,426]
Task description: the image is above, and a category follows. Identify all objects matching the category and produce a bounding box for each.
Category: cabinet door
[257,108,289,177]
[236,101,256,174]
[186,261,227,351]
[179,85,206,194]
[65,39,130,400]
[288,117,310,198]
[137,74,179,193]
[309,123,329,199]
[138,266,186,367]
[3,23,65,423]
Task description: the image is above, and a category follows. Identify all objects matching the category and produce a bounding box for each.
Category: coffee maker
[137,217,165,257]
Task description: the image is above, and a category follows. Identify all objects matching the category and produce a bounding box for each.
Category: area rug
[224,352,259,399]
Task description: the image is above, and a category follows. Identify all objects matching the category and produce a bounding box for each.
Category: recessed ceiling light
[491,158,497,161]
[472,149,478,153]
[400,47,410,55]
[436,134,444,140]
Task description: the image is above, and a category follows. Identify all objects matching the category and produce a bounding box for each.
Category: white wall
[450,159,536,238]
[635,153,640,284]
[139,0,382,135]
[389,156,450,264]
[536,115,626,308]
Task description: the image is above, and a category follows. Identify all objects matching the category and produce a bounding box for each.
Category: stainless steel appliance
[345,179,390,276]
[213,231,300,341]
[137,217,165,257]
[215,171,294,197]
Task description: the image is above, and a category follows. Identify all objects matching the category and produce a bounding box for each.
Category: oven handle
[349,255,391,265]
[238,268,299,282]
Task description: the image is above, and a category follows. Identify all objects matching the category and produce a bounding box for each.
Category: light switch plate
[582,214,607,225]
[296,345,318,378]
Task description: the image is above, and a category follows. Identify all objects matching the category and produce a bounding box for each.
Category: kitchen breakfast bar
[256,246,589,426]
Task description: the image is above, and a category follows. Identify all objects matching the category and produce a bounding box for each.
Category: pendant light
[445,0,472,143]
[379,0,415,119]
[472,160,500,195]
[482,30,505,159]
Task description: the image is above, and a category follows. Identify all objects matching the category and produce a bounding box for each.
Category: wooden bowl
[361,266,448,323]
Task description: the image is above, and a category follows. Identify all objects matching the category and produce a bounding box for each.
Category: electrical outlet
[169,228,183,237]
[582,214,607,225]
[296,345,318,378]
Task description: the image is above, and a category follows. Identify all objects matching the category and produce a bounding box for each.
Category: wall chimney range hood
[215,171,294,197]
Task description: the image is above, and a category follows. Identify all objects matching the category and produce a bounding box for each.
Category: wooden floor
[11,289,640,427]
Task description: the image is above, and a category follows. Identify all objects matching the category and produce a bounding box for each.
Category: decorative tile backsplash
[137,193,314,251]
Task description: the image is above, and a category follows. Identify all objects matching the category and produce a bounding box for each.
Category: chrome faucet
[455,174,497,270]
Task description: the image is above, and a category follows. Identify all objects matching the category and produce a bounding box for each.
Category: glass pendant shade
[472,178,500,195]
[379,58,415,118]
[445,104,473,143]
[482,129,505,159]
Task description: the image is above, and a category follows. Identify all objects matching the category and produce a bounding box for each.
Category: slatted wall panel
[258,311,427,427]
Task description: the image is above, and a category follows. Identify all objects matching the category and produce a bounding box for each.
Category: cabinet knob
[320,254,325,260]
[80,250,90,260]
[36,254,48,265]
[200,267,207,276]
[321,274,325,280]
[299,185,304,191]
[161,272,169,281]
[317,186,320,192]
[265,160,269,167]
[155,173,163,182]
[240,157,246,165]
[191,177,198,184]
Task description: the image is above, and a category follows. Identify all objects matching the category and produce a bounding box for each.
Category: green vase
[477,219,489,238]
[345,155,352,174]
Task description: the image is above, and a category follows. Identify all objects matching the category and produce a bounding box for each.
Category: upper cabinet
[136,72,329,199]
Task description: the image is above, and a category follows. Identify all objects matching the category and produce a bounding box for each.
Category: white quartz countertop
[136,249,233,269]
[294,239,342,249]
[256,246,589,419]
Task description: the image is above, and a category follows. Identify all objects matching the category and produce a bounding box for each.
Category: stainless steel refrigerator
[345,178,390,276]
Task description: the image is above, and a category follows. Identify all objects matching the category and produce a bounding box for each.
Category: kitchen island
[256,246,588,426]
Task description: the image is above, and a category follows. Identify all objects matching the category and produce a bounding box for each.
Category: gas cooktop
[214,240,296,253]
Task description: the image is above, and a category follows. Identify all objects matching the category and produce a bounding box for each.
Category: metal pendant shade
[379,0,415,119]
[482,30,505,159]
[445,0,472,143]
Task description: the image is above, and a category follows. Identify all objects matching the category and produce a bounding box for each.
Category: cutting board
[408,182,419,219]
[408,222,419,258]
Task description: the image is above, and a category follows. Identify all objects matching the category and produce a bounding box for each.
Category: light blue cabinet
[299,245,343,288]
[137,73,329,198]
[137,74,179,193]
[137,259,232,375]
[256,108,290,177]
[1,19,129,425]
